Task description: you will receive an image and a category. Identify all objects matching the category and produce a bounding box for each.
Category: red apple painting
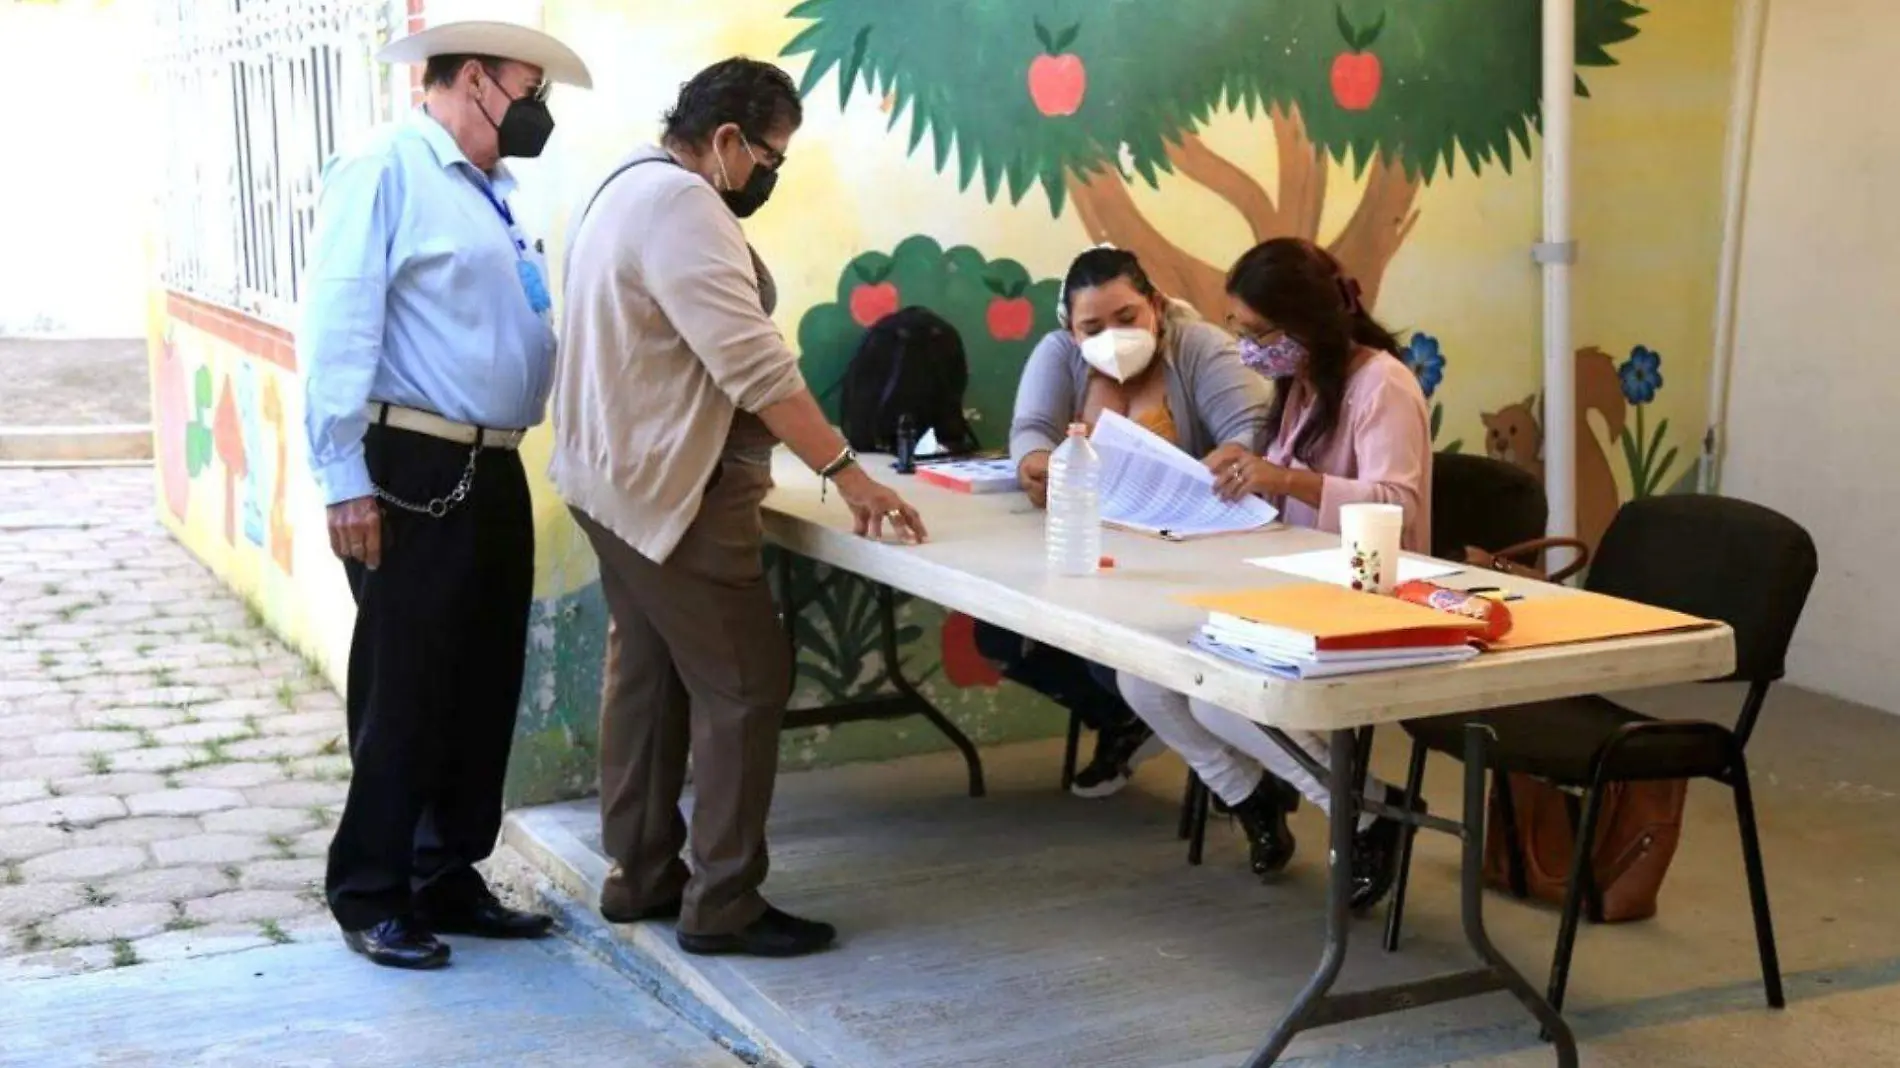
[984,278,1035,341]
[848,262,901,327]
[1028,20,1086,117]
[1332,7,1386,112]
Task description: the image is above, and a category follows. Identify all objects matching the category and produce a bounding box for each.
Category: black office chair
[1176,452,1561,865]
[1384,494,1818,1020]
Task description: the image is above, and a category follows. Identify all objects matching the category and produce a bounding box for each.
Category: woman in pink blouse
[1116,238,1431,912]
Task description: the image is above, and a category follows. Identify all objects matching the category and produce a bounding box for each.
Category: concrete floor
[0,928,744,1068]
[509,681,1900,1068]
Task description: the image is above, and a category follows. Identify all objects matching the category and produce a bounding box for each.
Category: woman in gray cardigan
[975,248,1274,798]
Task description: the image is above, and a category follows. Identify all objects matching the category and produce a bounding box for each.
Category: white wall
[1722,0,1900,713]
[0,3,156,337]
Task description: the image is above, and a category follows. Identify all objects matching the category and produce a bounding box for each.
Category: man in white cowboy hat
[296,7,589,970]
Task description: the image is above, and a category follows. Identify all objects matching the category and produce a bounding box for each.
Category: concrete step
[0,423,153,464]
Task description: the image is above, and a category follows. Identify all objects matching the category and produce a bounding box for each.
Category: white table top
[761,452,1735,731]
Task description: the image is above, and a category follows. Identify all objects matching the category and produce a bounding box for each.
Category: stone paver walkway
[1,466,345,976]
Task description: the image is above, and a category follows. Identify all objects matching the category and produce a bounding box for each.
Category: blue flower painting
[1403,332,1461,453]
[1616,345,1677,497]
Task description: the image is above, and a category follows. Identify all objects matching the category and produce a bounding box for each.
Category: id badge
[516,257,552,315]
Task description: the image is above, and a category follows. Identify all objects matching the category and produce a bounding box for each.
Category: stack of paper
[1181,584,1485,680]
[1247,547,1465,588]
[1090,411,1279,539]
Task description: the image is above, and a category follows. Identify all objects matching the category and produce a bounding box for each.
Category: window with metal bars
[154,0,398,328]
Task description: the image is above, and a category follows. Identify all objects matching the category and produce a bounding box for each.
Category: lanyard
[472,175,528,254]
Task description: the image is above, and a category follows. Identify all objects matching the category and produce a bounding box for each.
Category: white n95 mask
[1079,328,1158,383]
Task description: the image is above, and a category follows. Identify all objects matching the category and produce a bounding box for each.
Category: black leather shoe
[676,906,837,959]
[341,917,450,970]
[1232,777,1301,878]
[1350,788,1424,913]
[420,894,554,940]
[601,895,683,925]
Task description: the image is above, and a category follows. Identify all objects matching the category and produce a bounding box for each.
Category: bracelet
[817,446,858,480]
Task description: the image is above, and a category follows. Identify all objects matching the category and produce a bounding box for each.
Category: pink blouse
[1262,349,1433,553]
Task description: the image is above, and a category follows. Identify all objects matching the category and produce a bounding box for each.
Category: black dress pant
[326,424,534,932]
[970,620,1136,733]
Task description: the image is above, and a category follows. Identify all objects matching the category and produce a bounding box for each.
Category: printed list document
[1089,410,1278,539]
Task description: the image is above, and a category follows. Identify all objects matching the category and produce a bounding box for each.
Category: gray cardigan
[1008,301,1271,465]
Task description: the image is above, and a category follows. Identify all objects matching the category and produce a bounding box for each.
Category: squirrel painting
[1480,347,1628,554]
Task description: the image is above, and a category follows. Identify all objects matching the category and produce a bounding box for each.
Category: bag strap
[1466,536,1593,585]
[564,155,678,282]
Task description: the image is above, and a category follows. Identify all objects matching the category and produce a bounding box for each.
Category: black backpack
[836,306,980,456]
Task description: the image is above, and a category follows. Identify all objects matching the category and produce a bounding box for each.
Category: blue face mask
[1239,334,1308,379]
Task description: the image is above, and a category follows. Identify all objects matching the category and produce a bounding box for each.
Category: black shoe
[601,895,683,924]
[1350,788,1424,913]
[1070,722,1164,799]
[419,892,554,940]
[1231,777,1301,878]
[676,906,837,959]
[341,917,451,970]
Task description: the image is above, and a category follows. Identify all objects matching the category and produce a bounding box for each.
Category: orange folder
[1482,590,1716,652]
[1182,583,1487,653]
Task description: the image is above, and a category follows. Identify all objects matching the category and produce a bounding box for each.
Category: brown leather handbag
[1483,774,1689,923]
[1462,535,1689,922]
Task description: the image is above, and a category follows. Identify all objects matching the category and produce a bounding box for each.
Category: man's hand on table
[835,466,929,544]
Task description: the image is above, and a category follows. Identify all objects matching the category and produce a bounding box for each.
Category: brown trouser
[572,453,792,936]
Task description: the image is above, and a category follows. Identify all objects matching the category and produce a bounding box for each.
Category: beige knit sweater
[549,145,807,563]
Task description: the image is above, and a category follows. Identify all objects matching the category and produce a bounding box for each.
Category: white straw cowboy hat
[379,18,593,89]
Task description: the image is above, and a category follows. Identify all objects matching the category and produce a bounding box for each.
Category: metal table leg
[1241,725,1578,1067]
[773,550,986,798]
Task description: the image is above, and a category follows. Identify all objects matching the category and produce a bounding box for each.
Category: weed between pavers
[2,861,21,886]
[110,938,138,968]
[86,752,112,776]
[259,920,292,945]
[267,834,297,859]
[165,902,201,932]
[81,885,114,908]
[219,865,241,883]
[306,806,332,829]
[19,924,45,952]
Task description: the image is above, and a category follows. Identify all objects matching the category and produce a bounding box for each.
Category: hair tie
[1337,276,1365,316]
[1056,241,1120,329]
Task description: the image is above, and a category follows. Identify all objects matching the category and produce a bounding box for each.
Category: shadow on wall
[503,563,1061,807]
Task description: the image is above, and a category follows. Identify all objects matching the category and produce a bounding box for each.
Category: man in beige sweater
[550,58,923,959]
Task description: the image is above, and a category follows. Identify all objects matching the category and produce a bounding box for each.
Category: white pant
[1117,674,1387,818]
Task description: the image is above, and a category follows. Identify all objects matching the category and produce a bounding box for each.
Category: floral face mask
[1239,334,1309,379]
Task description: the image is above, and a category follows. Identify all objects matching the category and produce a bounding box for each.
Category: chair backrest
[1586,494,1818,684]
[1429,453,1549,560]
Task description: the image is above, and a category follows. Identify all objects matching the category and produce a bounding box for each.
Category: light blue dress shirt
[298,109,556,505]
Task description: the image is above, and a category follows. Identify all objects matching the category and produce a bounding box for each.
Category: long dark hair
[1059,247,1158,327]
[1227,238,1402,466]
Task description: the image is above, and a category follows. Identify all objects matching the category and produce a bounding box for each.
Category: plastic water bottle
[1046,423,1103,576]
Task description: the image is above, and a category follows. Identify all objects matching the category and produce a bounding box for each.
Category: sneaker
[1070,723,1164,798]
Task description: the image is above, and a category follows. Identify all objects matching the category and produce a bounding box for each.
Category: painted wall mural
[783,0,1644,314]
[150,0,1740,805]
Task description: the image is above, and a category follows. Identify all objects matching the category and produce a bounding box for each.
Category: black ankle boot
[1350,787,1423,913]
[1231,778,1300,878]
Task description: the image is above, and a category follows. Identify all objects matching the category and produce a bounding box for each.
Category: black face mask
[720,137,779,219]
[480,82,554,160]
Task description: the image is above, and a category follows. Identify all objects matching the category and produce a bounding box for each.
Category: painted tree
[784,0,1646,314]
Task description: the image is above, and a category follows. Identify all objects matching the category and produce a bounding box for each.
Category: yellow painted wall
[147,0,1742,801]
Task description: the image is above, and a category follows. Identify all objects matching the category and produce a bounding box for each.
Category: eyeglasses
[742,132,787,171]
